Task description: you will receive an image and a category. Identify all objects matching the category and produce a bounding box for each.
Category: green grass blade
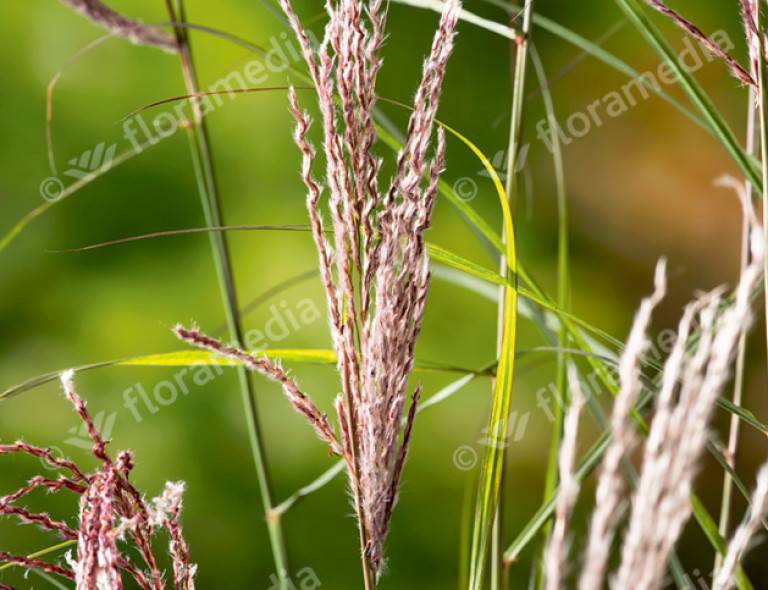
[529,41,570,590]
[46,213,622,360]
[0,141,156,254]
[432,246,768,435]
[464,2,526,578]
[29,570,70,590]
[691,495,754,590]
[377,124,503,251]
[716,397,768,435]
[521,8,701,131]
[717,87,757,576]
[0,351,491,402]
[393,0,708,132]
[0,22,299,255]
[45,214,622,356]
[612,0,760,189]
[428,243,509,285]
[0,360,129,402]
[49,224,311,253]
[466,177,516,589]
[272,460,347,516]
[459,475,475,590]
[120,349,338,366]
[505,432,609,563]
[392,0,519,45]
[0,540,76,573]
[386,104,625,353]
[394,0,760,187]
[0,350,330,402]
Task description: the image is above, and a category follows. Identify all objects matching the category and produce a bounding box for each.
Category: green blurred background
[1,0,766,587]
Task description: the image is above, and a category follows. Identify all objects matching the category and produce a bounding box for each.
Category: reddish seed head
[0,373,196,589]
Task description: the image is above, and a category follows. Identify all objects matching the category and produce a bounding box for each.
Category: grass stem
[486,1,531,588]
[715,84,756,578]
[528,42,569,590]
[759,1,768,366]
[164,2,290,587]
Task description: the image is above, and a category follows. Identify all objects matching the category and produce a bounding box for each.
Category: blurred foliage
[0,0,766,588]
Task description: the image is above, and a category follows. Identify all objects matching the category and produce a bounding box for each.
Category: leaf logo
[65,411,117,450]
[477,411,530,449]
[63,142,118,180]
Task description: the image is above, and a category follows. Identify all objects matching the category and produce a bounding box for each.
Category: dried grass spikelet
[0,371,196,590]
[58,0,177,51]
[640,0,755,86]
[175,0,460,575]
[610,225,764,589]
[579,260,668,590]
[738,0,761,82]
[544,365,585,590]
[713,464,768,590]
[173,326,343,457]
[574,192,765,590]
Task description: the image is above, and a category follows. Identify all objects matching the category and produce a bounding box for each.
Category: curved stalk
[528,42,569,590]
[481,2,531,589]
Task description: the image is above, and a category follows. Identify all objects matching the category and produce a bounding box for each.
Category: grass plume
[0,372,196,590]
[58,0,177,50]
[575,216,765,590]
[173,0,461,583]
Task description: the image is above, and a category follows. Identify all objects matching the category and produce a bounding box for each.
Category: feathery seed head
[0,373,196,590]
